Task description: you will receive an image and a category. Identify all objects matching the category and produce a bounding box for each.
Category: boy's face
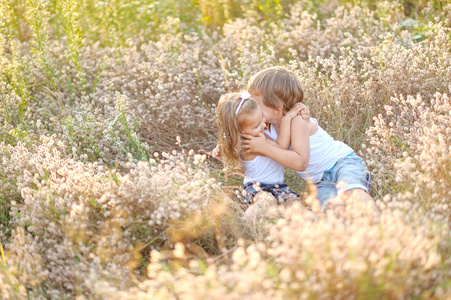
[251,94,283,124]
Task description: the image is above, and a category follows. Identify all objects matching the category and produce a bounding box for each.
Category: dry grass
[0,0,450,298]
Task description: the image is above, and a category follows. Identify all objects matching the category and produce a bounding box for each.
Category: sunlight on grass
[0,0,450,298]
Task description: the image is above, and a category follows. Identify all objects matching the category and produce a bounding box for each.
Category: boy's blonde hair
[216,92,259,172]
[247,66,304,112]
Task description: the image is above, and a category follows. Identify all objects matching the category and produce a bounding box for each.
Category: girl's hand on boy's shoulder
[241,133,267,155]
[285,103,310,122]
[296,103,310,122]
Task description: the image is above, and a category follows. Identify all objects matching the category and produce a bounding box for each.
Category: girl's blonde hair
[247,66,304,112]
[216,92,259,172]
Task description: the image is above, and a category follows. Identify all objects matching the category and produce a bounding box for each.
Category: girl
[216,91,310,222]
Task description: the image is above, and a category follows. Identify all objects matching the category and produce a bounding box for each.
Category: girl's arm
[276,103,310,149]
[241,116,310,171]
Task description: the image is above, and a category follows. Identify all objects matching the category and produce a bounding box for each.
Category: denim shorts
[242,182,299,205]
[315,154,371,207]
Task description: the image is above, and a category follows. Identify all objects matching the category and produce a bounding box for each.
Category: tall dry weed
[0,1,450,298]
[0,136,238,297]
[366,93,451,209]
[90,201,449,300]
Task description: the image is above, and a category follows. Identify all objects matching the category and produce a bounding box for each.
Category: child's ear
[275,102,284,111]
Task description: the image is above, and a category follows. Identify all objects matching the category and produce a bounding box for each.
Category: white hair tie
[235,91,251,115]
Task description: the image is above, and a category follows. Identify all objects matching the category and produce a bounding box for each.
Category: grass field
[1,0,451,298]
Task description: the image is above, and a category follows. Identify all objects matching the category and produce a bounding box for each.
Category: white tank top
[242,155,285,185]
[264,118,353,182]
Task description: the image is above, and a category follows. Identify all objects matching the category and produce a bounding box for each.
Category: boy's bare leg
[281,197,317,221]
[316,197,345,220]
[244,192,278,223]
[342,188,380,215]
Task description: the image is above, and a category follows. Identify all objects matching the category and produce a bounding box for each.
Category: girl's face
[251,94,283,124]
[240,106,267,137]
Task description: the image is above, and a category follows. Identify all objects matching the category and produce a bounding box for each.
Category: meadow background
[1,0,451,298]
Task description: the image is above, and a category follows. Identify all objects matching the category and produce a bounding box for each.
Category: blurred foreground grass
[0,0,451,299]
